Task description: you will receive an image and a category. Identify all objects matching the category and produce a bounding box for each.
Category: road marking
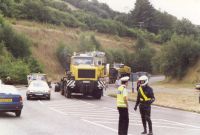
[39,98,200,132]
[48,107,67,115]
[38,100,44,105]
[82,119,133,135]
[153,119,200,129]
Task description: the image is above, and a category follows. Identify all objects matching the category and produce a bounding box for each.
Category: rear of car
[0,85,23,117]
[27,80,51,100]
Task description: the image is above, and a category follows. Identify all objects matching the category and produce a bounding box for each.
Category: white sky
[97,0,200,25]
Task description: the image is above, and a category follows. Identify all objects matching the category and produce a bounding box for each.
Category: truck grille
[78,69,95,78]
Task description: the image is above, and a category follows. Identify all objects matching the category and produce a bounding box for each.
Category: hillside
[183,61,200,83]
[1,0,199,83]
[11,20,138,80]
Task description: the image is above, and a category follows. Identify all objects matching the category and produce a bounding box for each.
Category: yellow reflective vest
[117,85,127,108]
[139,86,151,101]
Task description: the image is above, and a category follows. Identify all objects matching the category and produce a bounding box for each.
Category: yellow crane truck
[113,63,131,77]
[109,63,131,83]
[62,51,108,99]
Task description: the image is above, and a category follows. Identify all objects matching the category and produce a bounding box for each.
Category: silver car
[26,80,51,100]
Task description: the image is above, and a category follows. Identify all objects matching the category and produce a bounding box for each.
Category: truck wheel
[61,89,64,95]
[93,89,102,99]
[26,96,30,100]
[15,110,21,117]
[64,87,71,98]
[55,85,60,92]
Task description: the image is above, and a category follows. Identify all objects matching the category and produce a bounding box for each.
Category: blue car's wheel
[15,110,21,117]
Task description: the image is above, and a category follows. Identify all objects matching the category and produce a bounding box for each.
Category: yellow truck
[113,63,131,78]
[62,51,108,99]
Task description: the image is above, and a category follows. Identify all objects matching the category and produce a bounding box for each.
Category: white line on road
[153,119,200,129]
[82,119,133,135]
[38,100,44,105]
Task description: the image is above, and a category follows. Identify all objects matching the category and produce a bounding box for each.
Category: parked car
[26,80,51,100]
[0,80,23,117]
[195,83,200,90]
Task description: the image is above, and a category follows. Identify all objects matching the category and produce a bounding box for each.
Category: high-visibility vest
[139,86,151,101]
[117,85,127,108]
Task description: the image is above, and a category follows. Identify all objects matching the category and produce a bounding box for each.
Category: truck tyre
[61,89,64,95]
[55,85,60,92]
[64,87,71,98]
[26,95,30,100]
[93,89,102,99]
[15,110,21,117]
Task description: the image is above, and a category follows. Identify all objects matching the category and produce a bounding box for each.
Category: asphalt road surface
[1,81,200,135]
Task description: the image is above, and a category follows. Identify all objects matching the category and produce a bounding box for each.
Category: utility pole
[138,22,144,29]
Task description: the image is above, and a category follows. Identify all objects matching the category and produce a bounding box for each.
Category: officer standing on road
[134,75,155,135]
[117,76,129,135]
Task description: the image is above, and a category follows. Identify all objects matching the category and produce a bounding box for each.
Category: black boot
[147,131,153,135]
[141,130,147,134]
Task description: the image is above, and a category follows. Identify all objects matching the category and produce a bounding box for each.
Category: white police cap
[120,76,129,81]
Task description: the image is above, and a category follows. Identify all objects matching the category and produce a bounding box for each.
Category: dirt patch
[109,84,200,113]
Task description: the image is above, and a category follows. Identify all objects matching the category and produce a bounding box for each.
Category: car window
[30,81,49,88]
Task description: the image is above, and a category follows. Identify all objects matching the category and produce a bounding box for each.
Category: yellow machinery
[113,63,131,77]
[109,63,131,83]
[63,51,108,99]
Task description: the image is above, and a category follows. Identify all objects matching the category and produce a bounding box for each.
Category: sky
[97,0,200,25]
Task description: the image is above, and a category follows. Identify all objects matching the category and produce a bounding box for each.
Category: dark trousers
[118,107,129,135]
[139,104,152,132]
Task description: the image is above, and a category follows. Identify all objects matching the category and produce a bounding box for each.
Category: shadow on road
[0,112,18,118]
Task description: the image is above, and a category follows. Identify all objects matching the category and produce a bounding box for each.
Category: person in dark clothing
[134,75,155,135]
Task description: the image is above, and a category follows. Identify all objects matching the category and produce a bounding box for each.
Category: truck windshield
[72,57,94,65]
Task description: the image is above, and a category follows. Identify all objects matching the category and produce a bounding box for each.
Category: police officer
[117,76,129,135]
[134,75,155,135]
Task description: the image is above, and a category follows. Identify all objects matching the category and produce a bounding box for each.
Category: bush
[0,14,42,84]
[19,0,82,28]
[0,59,30,84]
[155,35,200,79]
[0,18,31,58]
[56,42,74,69]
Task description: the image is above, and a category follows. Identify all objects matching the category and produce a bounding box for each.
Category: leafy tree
[174,18,198,37]
[131,0,155,32]
[156,35,200,79]
[135,35,147,50]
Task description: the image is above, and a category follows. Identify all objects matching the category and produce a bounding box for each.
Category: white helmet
[138,75,148,86]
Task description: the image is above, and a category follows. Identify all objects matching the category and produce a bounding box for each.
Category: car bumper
[27,93,50,98]
[0,103,23,111]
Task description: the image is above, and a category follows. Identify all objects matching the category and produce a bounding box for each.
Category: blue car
[0,82,23,117]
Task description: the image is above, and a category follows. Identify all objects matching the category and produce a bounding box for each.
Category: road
[1,78,200,135]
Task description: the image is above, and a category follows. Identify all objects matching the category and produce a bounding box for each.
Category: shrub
[0,59,30,84]
[0,19,31,58]
[156,35,200,79]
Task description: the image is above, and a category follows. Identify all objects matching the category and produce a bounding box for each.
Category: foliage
[0,17,31,58]
[131,36,155,73]
[131,0,155,32]
[19,0,81,27]
[153,35,200,79]
[174,18,198,37]
[0,59,30,84]
[0,14,42,84]
[135,35,147,50]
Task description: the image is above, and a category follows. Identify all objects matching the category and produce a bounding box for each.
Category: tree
[135,35,147,50]
[156,35,200,79]
[131,0,155,32]
[174,18,198,37]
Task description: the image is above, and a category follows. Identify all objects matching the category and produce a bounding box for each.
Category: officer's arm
[123,89,128,108]
[134,92,140,109]
[149,87,155,104]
